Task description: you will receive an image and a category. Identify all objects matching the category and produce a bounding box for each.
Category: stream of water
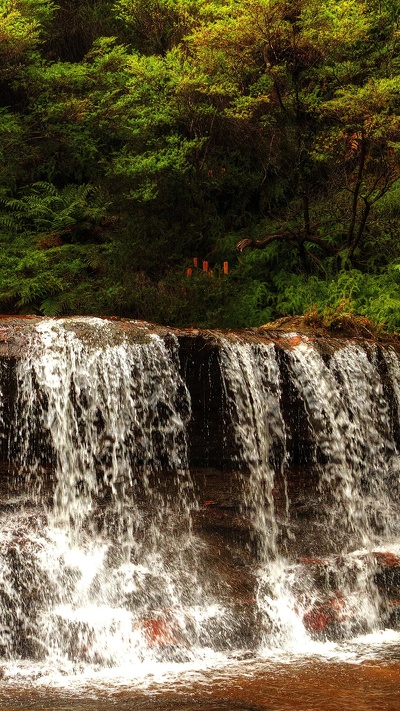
[0,318,399,709]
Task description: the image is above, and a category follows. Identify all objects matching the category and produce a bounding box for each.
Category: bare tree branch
[236,232,338,255]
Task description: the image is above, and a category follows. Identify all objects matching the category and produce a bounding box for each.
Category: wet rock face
[0,316,398,484]
[1,317,400,657]
[0,319,399,548]
[177,335,230,470]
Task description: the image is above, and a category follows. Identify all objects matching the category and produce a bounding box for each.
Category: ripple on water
[1,658,400,711]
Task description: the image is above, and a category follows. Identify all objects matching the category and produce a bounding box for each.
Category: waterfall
[285,339,400,642]
[218,335,400,650]
[218,340,302,649]
[219,341,286,560]
[0,319,400,680]
[14,319,192,530]
[0,319,219,670]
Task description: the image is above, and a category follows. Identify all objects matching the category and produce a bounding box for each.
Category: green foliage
[0,181,109,235]
[115,0,200,54]
[270,266,400,332]
[0,236,91,314]
[0,181,116,315]
[0,0,400,329]
[375,180,400,218]
[0,0,56,78]
[42,0,119,62]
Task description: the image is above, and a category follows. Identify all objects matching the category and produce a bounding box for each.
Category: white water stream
[219,336,400,655]
[0,321,400,689]
[1,319,222,678]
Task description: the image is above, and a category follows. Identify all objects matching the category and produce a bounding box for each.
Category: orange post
[223,261,229,275]
[193,257,198,268]
[186,267,193,277]
[202,260,209,273]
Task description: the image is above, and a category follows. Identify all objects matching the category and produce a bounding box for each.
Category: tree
[225,1,400,268]
[1,0,400,327]
[0,0,55,80]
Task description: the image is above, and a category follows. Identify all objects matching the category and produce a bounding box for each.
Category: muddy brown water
[1,660,400,711]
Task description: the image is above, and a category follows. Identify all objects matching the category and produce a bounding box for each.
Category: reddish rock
[141,617,179,648]
[298,557,326,566]
[303,593,347,634]
[373,552,400,567]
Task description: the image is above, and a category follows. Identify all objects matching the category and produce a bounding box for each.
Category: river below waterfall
[1,317,400,709]
[1,656,400,710]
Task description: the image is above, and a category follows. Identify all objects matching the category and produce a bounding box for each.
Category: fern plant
[0,181,114,314]
[0,182,108,237]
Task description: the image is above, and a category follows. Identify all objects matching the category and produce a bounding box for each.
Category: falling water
[1,320,400,688]
[218,335,400,650]
[0,318,223,674]
[287,341,399,549]
[218,341,302,649]
[219,341,286,559]
[14,319,192,529]
[285,339,400,641]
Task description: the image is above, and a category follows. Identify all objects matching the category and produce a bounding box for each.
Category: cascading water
[285,340,400,640]
[218,335,400,652]
[218,341,304,650]
[15,319,193,529]
[1,319,400,692]
[0,318,225,676]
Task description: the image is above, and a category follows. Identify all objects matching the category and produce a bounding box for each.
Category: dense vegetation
[1,0,400,328]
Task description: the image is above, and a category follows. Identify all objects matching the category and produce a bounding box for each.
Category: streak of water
[219,337,400,649]
[1,319,221,669]
[1,322,400,686]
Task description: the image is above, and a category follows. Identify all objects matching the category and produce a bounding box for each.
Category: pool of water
[0,661,399,711]
[1,638,400,711]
